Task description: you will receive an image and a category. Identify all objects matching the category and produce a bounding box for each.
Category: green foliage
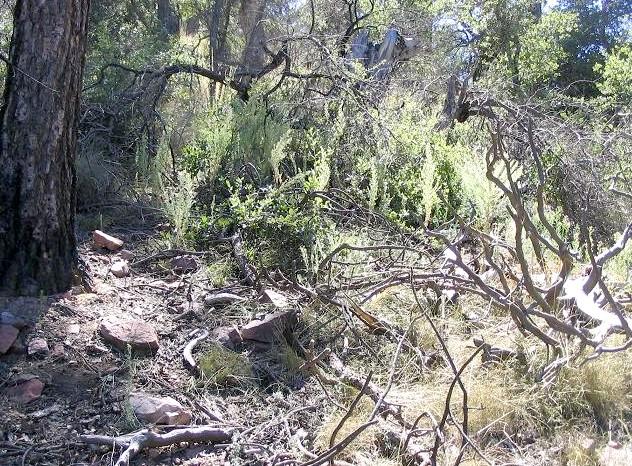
[596,45,632,102]
[519,12,578,88]
[199,344,253,386]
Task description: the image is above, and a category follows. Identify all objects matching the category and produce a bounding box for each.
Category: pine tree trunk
[0,0,90,296]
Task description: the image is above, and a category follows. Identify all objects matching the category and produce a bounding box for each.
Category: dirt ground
[0,220,330,466]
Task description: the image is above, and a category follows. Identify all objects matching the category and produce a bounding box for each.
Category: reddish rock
[4,378,44,403]
[99,317,159,354]
[110,260,130,278]
[27,338,49,356]
[128,392,191,425]
[93,230,124,251]
[240,310,297,343]
[0,325,19,354]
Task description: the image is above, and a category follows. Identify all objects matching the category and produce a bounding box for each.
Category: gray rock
[110,260,130,278]
[210,326,243,348]
[128,392,191,425]
[259,289,290,308]
[27,338,49,356]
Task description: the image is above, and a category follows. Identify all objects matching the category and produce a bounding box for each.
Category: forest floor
[0,204,630,466]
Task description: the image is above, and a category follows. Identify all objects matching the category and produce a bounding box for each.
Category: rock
[0,311,28,329]
[110,260,130,278]
[51,344,65,357]
[259,289,290,308]
[0,324,19,354]
[67,323,81,334]
[600,442,632,466]
[170,255,198,274]
[240,310,297,343]
[99,317,159,354]
[4,377,44,403]
[204,293,246,307]
[128,392,191,425]
[93,230,124,251]
[210,326,243,348]
[27,338,49,356]
[119,249,134,261]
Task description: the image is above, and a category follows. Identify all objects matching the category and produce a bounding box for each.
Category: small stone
[93,230,124,251]
[67,323,81,334]
[110,261,130,278]
[4,378,44,403]
[170,255,198,274]
[99,317,159,354]
[51,344,65,357]
[259,289,290,308]
[0,325,19,354]
[27,338,49,356]
[240,310,297,343]
[119,249,134,261]
[128,392,191,425]
[210,326,243,348]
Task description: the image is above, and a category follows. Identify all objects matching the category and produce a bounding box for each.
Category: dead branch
[79,426,237,466]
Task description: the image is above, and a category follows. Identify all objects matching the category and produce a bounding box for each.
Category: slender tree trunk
[0,0,90,296]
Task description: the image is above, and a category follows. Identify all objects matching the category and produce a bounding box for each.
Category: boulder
[0,325,19,354]
[4,377,44,403]
[110,260,130,278]
[128,392,191,425]
[99,317,159,354]
[27,338,49,356]
[240,310,297,343]
[93,230,124,251]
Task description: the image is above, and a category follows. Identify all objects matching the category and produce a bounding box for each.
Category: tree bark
[0,0,90,296]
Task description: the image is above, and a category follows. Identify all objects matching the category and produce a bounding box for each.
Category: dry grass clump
[559,430,600,466]
[553,347,632,426]
[314,398,378,461]
[199,344,253,385]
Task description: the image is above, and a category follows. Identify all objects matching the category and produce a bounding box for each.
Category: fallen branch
[79,426,236,466]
